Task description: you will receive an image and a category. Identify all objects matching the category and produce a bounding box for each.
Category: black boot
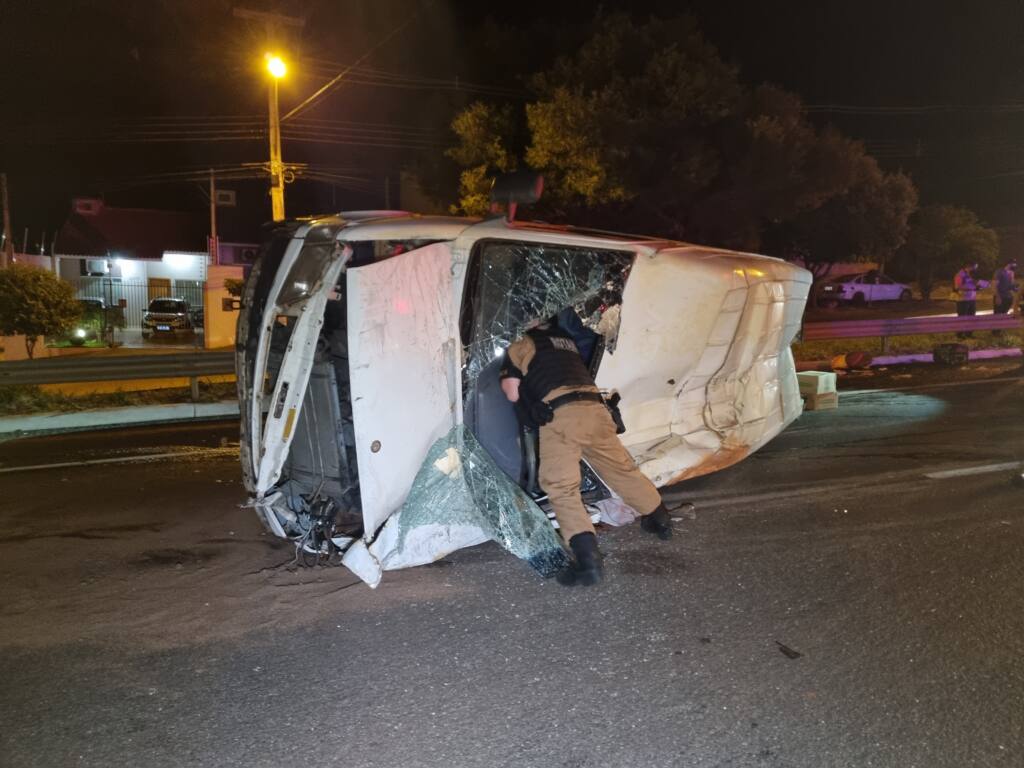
[640,503,673,540]
[556,532,604,587]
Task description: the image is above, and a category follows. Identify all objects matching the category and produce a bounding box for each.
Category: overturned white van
[236,209,811,586]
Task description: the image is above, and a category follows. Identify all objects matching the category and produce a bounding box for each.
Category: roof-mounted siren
[489,171,544,222]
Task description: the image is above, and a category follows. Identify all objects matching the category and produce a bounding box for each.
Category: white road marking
[0,447,238,474]
[661,458,1022,508]
[842,374,1024,396]
[924,462,1020,480]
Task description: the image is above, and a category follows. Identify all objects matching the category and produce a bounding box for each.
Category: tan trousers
[538,401,663,542]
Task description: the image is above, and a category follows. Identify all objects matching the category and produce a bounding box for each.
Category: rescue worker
[499,316,674,587]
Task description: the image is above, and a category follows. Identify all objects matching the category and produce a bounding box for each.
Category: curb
[871,347,1022,366]
[796,346,1022,371]
[0,401,240,439]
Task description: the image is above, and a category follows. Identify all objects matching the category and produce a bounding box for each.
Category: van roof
[306,211,672,250]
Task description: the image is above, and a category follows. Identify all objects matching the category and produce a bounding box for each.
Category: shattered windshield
[461,241,634,383]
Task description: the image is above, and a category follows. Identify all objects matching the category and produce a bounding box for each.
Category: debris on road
[775,641,803,660]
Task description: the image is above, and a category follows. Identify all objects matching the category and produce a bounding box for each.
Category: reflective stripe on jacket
[955,270,981,301]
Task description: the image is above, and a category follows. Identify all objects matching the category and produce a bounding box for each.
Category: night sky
[2,0,1024,248]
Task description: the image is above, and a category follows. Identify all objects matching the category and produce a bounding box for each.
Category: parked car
[237,189,812,587]
[142,297,196,340]
[820,271,913,305]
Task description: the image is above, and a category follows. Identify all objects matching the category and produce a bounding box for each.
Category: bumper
[142,327,195,337]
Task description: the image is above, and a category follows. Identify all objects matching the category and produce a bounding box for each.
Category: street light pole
[1,173,13,268]
[266,54,287,222]
[208,168,218,265]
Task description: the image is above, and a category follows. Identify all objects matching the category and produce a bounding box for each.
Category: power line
[95,161,378,194]
[283,123,443,142]
[110,115,266,122]
[300,59,525,98]
[281,133,443,151]
[288,116,442,136]
[281,1,434,122]
[299,72,523,98]
[806,103,1024,115]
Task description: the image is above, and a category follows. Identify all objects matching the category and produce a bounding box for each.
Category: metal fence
[66,278,205,331]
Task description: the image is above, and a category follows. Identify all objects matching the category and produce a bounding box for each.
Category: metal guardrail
[803,314,1022,351]
[1,314,1019,387]
[0,352,236,386]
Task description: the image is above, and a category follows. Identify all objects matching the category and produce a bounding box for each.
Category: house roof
[55,201,208,260]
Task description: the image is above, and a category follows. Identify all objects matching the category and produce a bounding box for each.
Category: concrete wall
[204,265,245,349]
[0,335,68,361]
[10,254,54,271]
[2,334,36,361]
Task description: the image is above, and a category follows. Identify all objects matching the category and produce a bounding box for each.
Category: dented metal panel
[595,246,810,487]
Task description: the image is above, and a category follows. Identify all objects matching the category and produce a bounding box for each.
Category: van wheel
[852,292,866,306]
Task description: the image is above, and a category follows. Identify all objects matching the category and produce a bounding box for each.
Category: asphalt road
[2,376,1024,768]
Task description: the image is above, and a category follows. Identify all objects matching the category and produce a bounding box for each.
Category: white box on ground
[797,371,837,395]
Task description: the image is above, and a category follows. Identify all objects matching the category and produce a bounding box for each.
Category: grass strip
[793,330,1022,361]
[0,380,237,416]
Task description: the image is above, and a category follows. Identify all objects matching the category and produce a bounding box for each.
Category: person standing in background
[992,259,1018,315]
[953,262,989,338]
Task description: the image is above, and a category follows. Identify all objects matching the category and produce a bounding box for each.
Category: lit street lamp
[265,53,287,221]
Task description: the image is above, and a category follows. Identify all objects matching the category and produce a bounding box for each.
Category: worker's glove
[530,401,555,426]
[514,399,554,428]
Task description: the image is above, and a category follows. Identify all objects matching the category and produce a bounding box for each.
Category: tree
[224,277,245,298]
[447,13,745,228]
[447,102,519,216]
[0,264,81,358]
[768,156,918,281]
[893,205,1000,299]
[446,12,918,261]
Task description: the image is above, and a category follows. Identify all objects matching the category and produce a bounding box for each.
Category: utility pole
[1,173,13,267]
[233,7,304,222]
[208,169,218,265]
[267,64,285,221]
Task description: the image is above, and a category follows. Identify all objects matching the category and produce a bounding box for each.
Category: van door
[345,242,460,538]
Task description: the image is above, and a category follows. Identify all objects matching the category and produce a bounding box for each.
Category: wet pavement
[1,377,1023,767]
